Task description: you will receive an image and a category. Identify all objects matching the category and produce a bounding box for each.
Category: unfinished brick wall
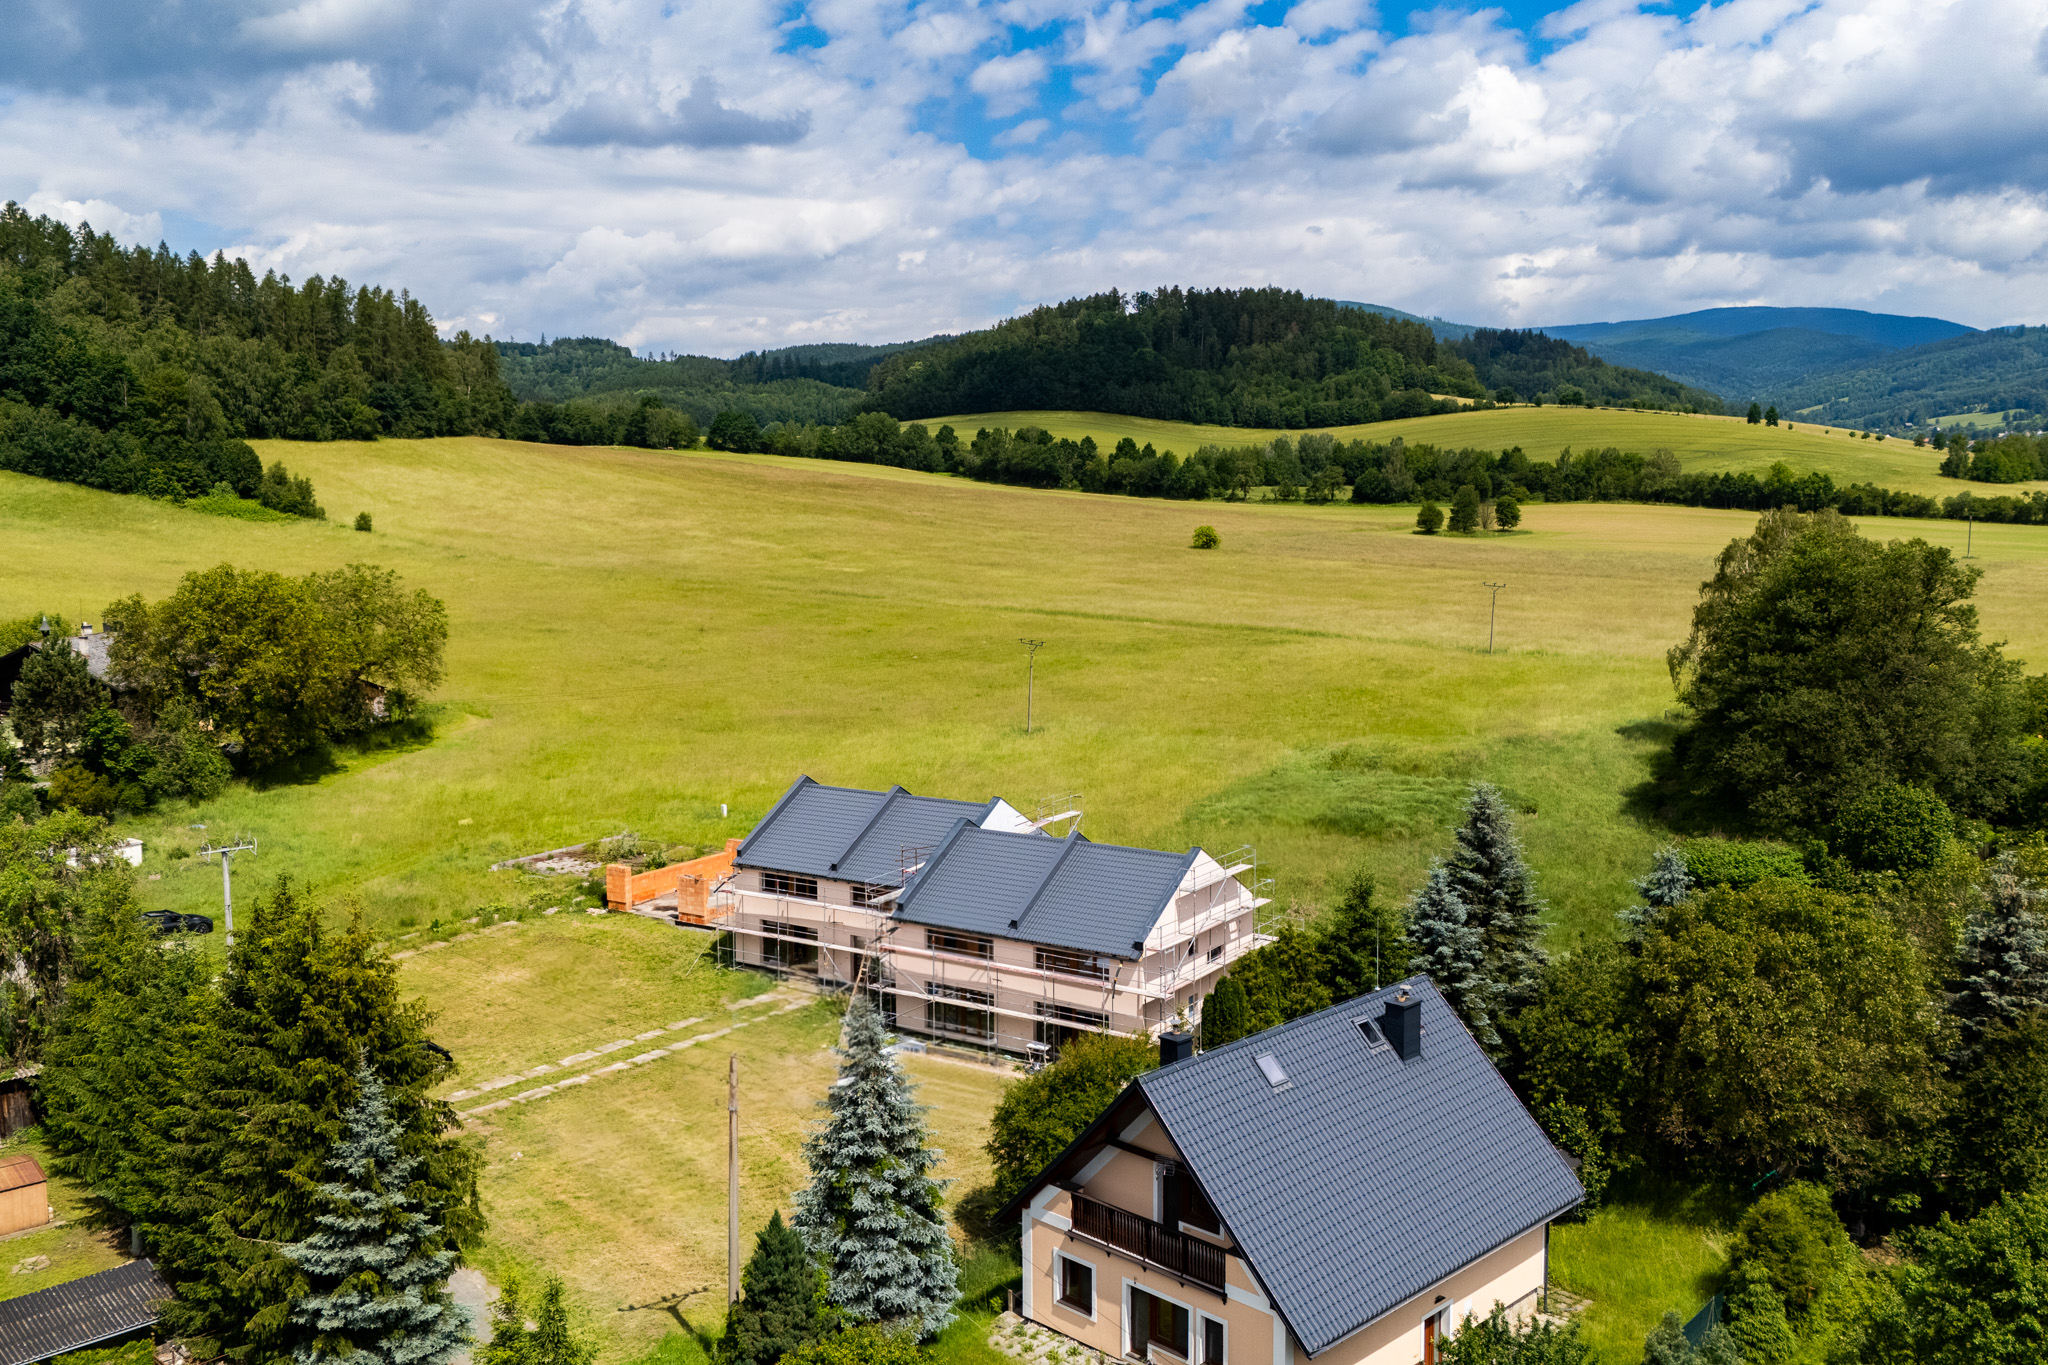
[605,839,741,921]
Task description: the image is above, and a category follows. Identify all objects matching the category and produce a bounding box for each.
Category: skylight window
[1255,1053,1291,1091]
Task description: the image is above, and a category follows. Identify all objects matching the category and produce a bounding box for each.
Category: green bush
[1832,783,1956,875]
[1903,1191,2048,1364]
[1727,1182,1850,1315]
[985,1031,1155,1204]
[1680,840,1808,889]
[779,1327,926,1365]
[1416,502,1445,534]
[1190,524,1220,549]
[1726,1269,1797,1365]
[354,511,374,532]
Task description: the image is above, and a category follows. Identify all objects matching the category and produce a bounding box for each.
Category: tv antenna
[199,837,258,945]
[1018,639,1047,734]
[1482,582,1507,654]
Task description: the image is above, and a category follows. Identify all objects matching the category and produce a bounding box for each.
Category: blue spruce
[283,1060,470,1365]
[793,997,958,1339]
[1406,862,1496,1050]
[1445,784,1548,1011]
[1618,847,1691,940]
[1951,853,2048,1053]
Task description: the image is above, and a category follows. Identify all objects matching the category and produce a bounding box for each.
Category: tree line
[1935,430,2048,484]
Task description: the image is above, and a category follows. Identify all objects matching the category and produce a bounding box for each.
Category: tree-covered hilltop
[857,289,1723,427]
[493,336,885,429]
[0,202,519,509]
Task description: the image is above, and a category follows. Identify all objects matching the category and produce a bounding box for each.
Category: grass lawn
[1550,1181,1741,1363]
[0,1129,130,1301]
[396,914,1010,1365]
[926,407,2044,499]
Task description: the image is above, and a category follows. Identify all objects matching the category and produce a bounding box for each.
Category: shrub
[780,1327,927,1365]
[1726,1269,1797,1365]
[1727,1182,1850,1315]
[1496,496,1521,530]
[987,1031,1155,1203]
[354,511,373,532]
[1902,1192,2048,1364]
[1680,840,1807,889]
[1832,784,1955,875]
[1416,502,1445,534]
[1190,524,1220,549]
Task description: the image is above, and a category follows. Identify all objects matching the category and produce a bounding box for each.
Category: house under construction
[711,776,1272,1055]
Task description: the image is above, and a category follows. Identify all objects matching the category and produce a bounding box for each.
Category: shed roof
[0,1260,172,1365]
[734,777,1010,886]
[892,824,1196,960]
[0,1155,44,1194]
[1014,979,1584,1356]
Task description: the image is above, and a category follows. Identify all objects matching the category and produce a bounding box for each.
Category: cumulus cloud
[0,0,2043,352]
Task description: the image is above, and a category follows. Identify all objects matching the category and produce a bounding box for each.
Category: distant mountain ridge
[1541,306,1975,350]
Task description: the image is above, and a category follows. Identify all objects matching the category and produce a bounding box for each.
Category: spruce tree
[476,1275,533,1365]
[1316,868,1410,999]
[720,1211,822,1365]
[792,997,958,1339]
[1405,863,1495,1050]
[1951,854,2048,1053]
[1618,848,1691,940]
[528,1279,595,1365]
[1445,784,1547,1012]
[282,1059,470,1365]
[1199,976,1250,1050]
[1640,1311,1690,1365]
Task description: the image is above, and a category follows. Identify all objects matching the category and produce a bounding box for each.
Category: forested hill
[0,202,517,509]
[860,289,1723,428]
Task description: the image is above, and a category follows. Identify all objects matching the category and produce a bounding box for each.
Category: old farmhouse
[1005,979,1584,1365]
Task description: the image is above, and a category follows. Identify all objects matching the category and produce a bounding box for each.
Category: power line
[1018,639,1047,734]
[199,837,258,945]
[1482,582,1507,654]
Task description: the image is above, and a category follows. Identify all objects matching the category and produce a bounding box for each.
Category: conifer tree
[1445,784,1547,1012]
[793,997,958,1339]
[1199,976,1250,1050]
[1618,848,1691,940]
[477,1275,533,1365]
[282,1059,470,1365]
[527,1278,595,1365]
[1316,868,1410,999]
[1406,863,1495,1050]
[720,1211,823,1365]
[1951,854,2048,1053]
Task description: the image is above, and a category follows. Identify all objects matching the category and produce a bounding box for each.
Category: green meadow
[929,407,2046,499]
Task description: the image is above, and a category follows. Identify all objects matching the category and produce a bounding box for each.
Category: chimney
[1379,992,1422,1061]
[1159,1031,1195,1067]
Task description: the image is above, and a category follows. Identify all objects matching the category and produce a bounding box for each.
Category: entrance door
[1422,1309,1446,1365]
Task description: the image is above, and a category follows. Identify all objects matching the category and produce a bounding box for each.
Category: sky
[3,0,2046,354]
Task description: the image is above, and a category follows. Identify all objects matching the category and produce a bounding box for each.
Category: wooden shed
[0,1154,50,1236]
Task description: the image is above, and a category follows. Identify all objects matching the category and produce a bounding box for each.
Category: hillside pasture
[926,407,2045,499]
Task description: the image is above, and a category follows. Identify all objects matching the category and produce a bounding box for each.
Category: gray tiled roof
[893,825,1196,960]
[0,1259,172,1365]
[1136,979,1584,1355]
[734,776,1000,886]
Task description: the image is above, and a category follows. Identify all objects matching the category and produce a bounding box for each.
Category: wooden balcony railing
[1071,1193,1226,1295]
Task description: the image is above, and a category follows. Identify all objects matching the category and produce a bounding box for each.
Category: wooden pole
[728,1054,740,1306]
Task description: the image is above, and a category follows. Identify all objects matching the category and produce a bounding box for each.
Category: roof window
[1255,1053,1292,1092]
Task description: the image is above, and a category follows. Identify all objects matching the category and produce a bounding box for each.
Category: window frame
[928,929,995,960]
[1198,1313,1227,1365]
[1054,1252,1097,1320]
[1035,945,1112,980]
[759,919,820,971]
[761,871,819,900]
[1126,1283,1193,1361]
[925,982,996,1042]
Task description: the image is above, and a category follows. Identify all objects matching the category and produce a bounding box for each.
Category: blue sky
[1,0,2044,352]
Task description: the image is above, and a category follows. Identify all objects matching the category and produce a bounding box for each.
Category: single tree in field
[1950,854,2048,1054]
[1747,402,1764,424]
[1445,784,1547,1013]
[1199,975,1250,1049]
[1765,406,1780,426]
[1449,484,1480,533]
[720,1212,822,1365]
[1617,847,1690,940]
[1406,862,1494,1049]
[282,1059,470,1365]
[1494,496,1521,530]
[1416,502,1444,534]
[794,997,957,1338]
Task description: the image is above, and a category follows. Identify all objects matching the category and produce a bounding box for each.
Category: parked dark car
[140,911,215,935]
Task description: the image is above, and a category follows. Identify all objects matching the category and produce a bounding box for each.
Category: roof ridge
[733,775,816,865]
[828,784,907,873]
[1008,828,1085,933]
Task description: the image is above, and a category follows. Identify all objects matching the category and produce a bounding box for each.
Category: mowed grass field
[396,914,1008,1364]
[930,407,2048,499]
[0,423,2045,953]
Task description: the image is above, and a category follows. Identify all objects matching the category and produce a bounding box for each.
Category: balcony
[1070,1193,1226,1296]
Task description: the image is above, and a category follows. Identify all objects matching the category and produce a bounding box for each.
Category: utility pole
[1482,582,1507,654]
[727,1054,740,1306]
[200,837,257,945]
[1964,508,1975,559]
[1018,639,1047,734]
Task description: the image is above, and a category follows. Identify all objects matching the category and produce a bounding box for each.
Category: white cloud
[1,0,2044,354]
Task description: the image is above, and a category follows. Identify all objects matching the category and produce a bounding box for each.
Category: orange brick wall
[606,839,740,920]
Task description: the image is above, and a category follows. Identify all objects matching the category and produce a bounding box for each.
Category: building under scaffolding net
[705,776,1272,1059]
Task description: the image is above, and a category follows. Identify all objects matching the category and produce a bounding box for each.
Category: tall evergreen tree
[1317,868,1410,998]
[150,878,482,1361]
[282,1059,470,1365]
[720,1211,823,1365]
[1406,863,1495,1050]
[1445,784,1548,1012]
[793,997,958,1339]
[527,1279,595,1365]
[1951,854,2048,1053]
[1618,848,1690,940]
[1199,976,1250,1050]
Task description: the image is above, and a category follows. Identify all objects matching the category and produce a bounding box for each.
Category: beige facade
[1019,1111,1549,1365]
[713,848,1269,1053]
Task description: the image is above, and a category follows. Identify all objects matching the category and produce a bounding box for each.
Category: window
[926,984,995,1041]
[1056,1254,1094,1315]
[1130,1288,1190,1359]
[1200,1317,1225,1365]
[1207,944,1222,963]
[1255,1053,1291,1091]
[1035,945,1111,979]
[928,929,994,959]
[852,884,888,908]
[762,872,818,900]
[1160,1161,1221,1235]
[1034,1002,1108,1052]
[760,920,819,971]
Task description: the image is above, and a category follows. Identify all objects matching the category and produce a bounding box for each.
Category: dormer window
[1255,1053,1291,1091]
